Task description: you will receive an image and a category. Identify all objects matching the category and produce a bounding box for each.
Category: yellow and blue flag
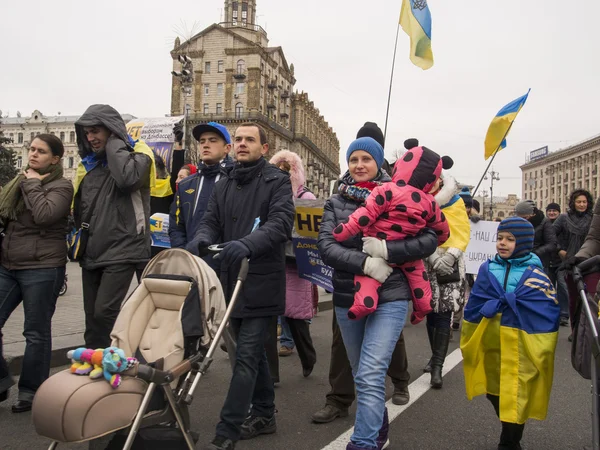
[484,90,530,160]
[400,0,433,70]
[460,261,559,424]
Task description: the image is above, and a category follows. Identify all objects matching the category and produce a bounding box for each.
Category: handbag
[68,175,110,262]
[436,261,460,285]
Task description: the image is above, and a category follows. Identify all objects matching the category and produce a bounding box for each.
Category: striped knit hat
[497,216,534,258]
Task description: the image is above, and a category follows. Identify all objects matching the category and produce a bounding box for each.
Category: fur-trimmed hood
[269,150,306,198]
[434,172,458,207]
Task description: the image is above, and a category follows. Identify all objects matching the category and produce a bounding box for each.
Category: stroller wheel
[59,282,67,296]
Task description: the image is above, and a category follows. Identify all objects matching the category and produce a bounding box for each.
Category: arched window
[60,131,65,142]
[70,131,75,143]
[235,103,244,119]
[237,59,245,74]
[498,211,505,218]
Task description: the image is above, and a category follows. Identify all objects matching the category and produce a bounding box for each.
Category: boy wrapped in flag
[460,217,559,450]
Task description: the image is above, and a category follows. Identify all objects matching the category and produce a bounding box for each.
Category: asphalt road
[0,310,592,450]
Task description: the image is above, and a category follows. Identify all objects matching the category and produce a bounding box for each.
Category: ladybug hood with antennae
[392,138,454,193]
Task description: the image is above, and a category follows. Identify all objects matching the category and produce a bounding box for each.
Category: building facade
[473,194,520,221]
[1,110,135,182]
[170,0,340,198]
[520,134,600,211]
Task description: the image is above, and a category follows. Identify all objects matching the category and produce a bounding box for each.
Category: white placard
[464,220,500,274]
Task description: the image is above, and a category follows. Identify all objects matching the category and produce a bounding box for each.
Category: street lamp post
[480,189,488,218]
[484,170,500,220]
[172,55,194,150]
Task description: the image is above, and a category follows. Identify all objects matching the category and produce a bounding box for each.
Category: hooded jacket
[554,189,594,259]
[190,158,295,318]
[269,150,317,319]
[73,104,153,269]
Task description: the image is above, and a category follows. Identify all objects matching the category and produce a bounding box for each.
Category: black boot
[498,421,524,449]
[430,327,450,389]
[423,324,435,373]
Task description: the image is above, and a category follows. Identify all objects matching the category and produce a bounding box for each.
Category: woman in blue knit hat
[461,216,559,450]
[318,137,439,450]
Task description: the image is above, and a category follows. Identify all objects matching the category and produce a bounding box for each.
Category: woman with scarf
[269,150,317,377]
[0,134,73,413]
[553,189,594,327]
[318,137,438,450]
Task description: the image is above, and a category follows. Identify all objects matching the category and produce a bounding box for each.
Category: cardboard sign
[464,220,500,274]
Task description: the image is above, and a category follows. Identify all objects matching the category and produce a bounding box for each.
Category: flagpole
[472,121,516,198]
[383,23,401,142]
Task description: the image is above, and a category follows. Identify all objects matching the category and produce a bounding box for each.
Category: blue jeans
[336,301,409,449]
[279,316,295,349]
[0,265,65,401]
[216,316,275,441]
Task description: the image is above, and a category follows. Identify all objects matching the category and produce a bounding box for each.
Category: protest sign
[464,220,500,274]
[126,116,184,170]
[293,199,333,290]
[149,213,171,248]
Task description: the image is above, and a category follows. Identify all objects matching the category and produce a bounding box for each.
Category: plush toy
[67,347,93,375]
[102,347,137,388]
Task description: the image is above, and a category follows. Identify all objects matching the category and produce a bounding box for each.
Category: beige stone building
[170,0,340,198]
[473,194,520,221]
[0,110,134,182]
[520,134,600,211]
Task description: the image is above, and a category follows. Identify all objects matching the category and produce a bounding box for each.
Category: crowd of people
[0,104,595,450]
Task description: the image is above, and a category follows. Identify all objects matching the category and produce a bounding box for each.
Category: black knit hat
[472,199,480,213]
[545,202,560,213]
[357,122,385,148]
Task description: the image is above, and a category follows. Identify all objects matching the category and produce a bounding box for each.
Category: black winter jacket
[192,158,295,318]
[318,192,439,309]
[529,211,557,269]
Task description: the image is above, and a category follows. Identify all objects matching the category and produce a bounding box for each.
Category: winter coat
[1,177,73,270]
[192,158,295,319]
[169,156,235,249]
[318,170,440,309]
[576,199,600,291]
[488,253,544,293]
[269,150,318,320]
[554,189,594,259]
[427,173,470,313]
[528,210,557,270]
[73,104,153,270]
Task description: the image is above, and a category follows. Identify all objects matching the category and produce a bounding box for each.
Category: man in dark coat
[515,200,557,272]
[73,104,153,349]
[187,122,295,450]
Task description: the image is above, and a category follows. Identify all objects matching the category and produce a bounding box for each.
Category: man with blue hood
[73,104,154,349]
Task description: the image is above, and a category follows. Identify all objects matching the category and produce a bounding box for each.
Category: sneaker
[560,317,569,327]
[205,435,236,450]
[240,414,276,440]
[452,322,460,331]
[392,386,410,405]
[278,346,293,357]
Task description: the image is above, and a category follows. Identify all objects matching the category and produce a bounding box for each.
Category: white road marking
[320,348,464,450]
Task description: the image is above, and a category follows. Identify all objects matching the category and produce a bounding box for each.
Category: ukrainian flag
[400,0,433,70]
[460,261,559,424]
[484,90,530,160]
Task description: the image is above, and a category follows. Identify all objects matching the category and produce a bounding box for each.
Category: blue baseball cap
[192,121,231,144]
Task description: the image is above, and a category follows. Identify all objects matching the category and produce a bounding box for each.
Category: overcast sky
[2,0,599,199]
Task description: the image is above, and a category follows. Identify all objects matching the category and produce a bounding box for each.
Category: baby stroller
[31,248,248,450]
[569,255,600,450]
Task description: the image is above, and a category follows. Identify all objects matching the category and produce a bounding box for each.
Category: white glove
[362,237,389,260]
[427,253,440,268]
[433,252,456,276]
[363,257,393,284]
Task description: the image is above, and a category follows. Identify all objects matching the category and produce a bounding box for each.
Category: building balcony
[219,21,267,38]
[280,112,289,118]
[233,70,247,80]
[281,91,290,99]
[267,80,277,89]
[266,102,276,109]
